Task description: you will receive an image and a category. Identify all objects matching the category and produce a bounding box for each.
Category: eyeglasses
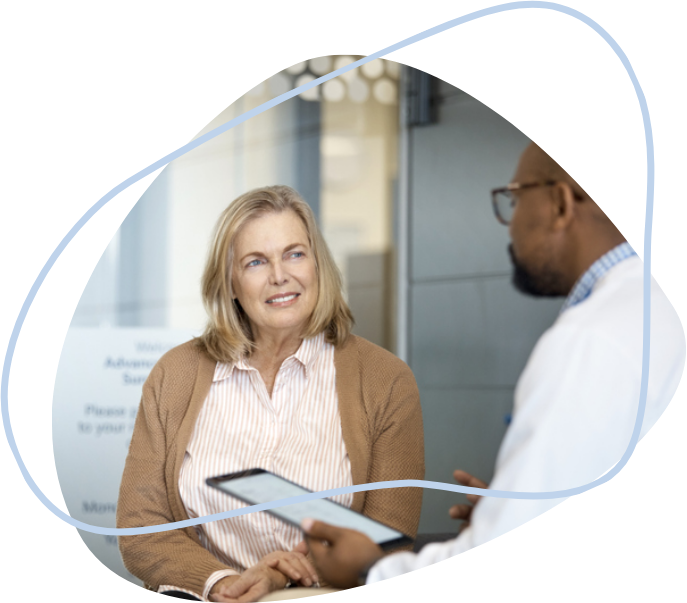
[490,180,557,225]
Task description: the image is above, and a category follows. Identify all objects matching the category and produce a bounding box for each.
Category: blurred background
[53,56,562,582]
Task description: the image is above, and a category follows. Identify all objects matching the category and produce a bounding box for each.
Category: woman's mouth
[266,293,300,304]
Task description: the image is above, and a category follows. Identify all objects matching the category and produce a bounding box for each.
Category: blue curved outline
[1,1,655,536]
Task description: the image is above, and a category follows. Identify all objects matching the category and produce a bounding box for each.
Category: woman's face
[231,210,318,342]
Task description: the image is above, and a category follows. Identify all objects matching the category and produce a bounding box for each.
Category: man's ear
[550,182,576,231]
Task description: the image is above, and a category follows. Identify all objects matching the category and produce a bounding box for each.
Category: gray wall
[348,251,392,350]
[406,82,562,534]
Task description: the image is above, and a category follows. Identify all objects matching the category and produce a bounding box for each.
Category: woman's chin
[259,318,309,337]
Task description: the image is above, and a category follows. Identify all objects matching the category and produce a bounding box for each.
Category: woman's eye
[289,251,304,259]
[246,259,263,267]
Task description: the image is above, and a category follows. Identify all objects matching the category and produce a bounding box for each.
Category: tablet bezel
[206,468,413,551]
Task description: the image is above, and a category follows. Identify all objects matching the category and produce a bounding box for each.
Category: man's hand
[448,469,487,528]
[300,519,384,589]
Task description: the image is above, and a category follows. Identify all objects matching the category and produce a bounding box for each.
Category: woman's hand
[263,542,319,587]
[209,564,286,603]
[209,545,318,603]
[208,576,241,600]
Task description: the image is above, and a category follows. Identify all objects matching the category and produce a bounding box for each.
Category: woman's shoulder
[141,339,217,416]
[338,334,414,379]
[146,338,214,386]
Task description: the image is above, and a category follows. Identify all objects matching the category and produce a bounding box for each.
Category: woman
[117,186,424,602]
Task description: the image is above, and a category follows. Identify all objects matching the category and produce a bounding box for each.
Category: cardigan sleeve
[361,361,425,541]
[116,363,234,596]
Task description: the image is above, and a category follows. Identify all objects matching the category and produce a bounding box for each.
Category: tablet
[206,468,413,551]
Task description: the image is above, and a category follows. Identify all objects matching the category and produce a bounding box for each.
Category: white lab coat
[367,256,685,582]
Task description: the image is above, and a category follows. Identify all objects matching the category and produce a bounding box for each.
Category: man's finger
[304,529,336,564]
[305,534,330,560]
[453,469,488,490]
[301,518,343,542]
[292,540,309,555]
[448,503,473,520]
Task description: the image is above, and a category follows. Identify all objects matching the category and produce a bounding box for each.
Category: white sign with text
[53,328,197,583]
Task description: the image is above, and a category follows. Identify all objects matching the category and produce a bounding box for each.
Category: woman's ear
[229,267,238,300]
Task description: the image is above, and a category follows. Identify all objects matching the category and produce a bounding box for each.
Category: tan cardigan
[117,335,425,595]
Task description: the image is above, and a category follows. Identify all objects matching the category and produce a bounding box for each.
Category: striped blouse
[177,332,353,598]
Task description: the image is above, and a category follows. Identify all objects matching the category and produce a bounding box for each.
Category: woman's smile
[265,292,301,306]
[232,211,318,341]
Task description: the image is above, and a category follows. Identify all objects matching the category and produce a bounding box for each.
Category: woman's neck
[249,335,303,372]
[249,330,304,396]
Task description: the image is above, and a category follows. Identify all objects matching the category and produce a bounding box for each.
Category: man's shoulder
[563,255,679,333]
[533,254,683,369]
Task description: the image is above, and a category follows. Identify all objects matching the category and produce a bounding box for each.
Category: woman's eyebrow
[238,251,265,263]
[283,242,307,253]
[238,243,306,264]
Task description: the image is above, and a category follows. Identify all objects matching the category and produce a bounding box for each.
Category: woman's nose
[270,262,289,285]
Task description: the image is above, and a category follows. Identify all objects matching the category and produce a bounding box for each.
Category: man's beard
[508,244,567,298]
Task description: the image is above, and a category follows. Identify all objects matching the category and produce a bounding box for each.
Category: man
[300,142,686,588]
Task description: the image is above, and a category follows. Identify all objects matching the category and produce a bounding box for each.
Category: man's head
[505,143,625,297]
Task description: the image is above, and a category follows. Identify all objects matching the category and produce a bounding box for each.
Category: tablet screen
[210,471,407,547]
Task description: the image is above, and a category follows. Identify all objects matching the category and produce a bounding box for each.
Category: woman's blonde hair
[197,185,353,364]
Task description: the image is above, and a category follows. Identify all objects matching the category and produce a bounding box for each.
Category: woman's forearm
[209,575,242,597]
